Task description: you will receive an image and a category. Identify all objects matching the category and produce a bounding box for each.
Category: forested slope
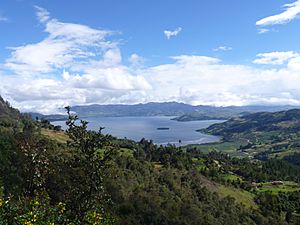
[1,97,299,224]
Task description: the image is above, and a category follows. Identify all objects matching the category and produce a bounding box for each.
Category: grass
[222,173,242,182]
[268,149,300,159]
[256,181,300,194]
[119,148,134,156]
[199,141,245,152]
[41,128,69,143]
[217,185,257,209]
[185,140,246,154]
[186,130,300,160]
[200,175,257,209]
[191,157,207,171]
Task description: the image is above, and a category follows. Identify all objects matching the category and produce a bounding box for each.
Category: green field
[41,128,69,143]
[268,149,300,159]
[221,173,242,182]
[256,181,300,194]
[185,140,249,157]
[217,185,257,209]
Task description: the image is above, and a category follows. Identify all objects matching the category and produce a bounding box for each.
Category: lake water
[52,116,223,146]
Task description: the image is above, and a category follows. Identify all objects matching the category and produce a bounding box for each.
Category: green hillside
[194,109,300,159]
[202,109,300,137]
[0,96,20,127]
[1,98,300,224]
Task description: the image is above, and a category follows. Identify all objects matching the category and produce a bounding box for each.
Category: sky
[1,0,300,113]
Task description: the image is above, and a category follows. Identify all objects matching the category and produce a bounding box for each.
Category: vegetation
[193,109,300,160]
[173,105,298,121]
[1,97,300,224]
[202,109,300,137]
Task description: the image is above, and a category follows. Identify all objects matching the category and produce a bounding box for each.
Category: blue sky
[1,0,300,113]
[1,0,299,65]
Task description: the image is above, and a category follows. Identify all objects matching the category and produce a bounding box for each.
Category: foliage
[0,103,115,224]
[1,98,300,224]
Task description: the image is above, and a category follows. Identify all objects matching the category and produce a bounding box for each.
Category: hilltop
[203,109,300,138]
[0,96,20,126]
[194,109,300,161]
[0,96,19,117]
[69,102,196,117]
[173,105,300,121]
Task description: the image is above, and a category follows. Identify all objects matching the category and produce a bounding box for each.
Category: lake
[52,116,223,146]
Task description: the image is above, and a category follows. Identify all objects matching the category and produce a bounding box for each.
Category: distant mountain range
[29,102,300,122]
[172,105,300,121]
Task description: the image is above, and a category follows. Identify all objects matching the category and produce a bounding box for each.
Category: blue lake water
[52,116,223,146]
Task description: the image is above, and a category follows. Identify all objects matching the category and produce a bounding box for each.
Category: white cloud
[171,55,220,65]
[5,6,114,75]
[3,7,300,113]
[256,0,300,26]
[164,27,182,39]
[139,54,300,106]
[253,51,299,65]
[129,53,144,67]
[3,52,300,113]
[258,28,270,34]
[213,46,233,52]
[63,68,151,90]
[288,56,300,70]
[0,6,152,113]
[34,5,50,23]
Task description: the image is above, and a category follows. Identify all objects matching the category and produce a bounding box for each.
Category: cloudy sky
[1,0,300,113]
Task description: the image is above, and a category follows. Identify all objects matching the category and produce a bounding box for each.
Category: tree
[64,106,116,220]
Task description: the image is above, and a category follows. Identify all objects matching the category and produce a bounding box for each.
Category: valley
[2,96,300,224]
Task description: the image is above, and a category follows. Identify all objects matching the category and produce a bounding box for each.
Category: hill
[0,96,20,126]
[71,102,196,117]
[196,109,300,160]
[34,102,300,121]
[2,97,299,224]
[30,112,67,121]
[30,102,196,121]
[202,109,300,137]
[173,105,300,121]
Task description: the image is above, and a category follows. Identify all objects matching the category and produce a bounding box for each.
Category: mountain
[0,96,19,117]
[187,108,300,161]
[70,102,196,117]
[29,102,197,121]
[202,109,300,137]
[31,102,300,122]
[0,96,20,126]
[173,105,300,121]
[65,103,300,119]
[29,112,68,122]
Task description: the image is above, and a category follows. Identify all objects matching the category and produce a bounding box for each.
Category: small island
[157,127,170,130]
